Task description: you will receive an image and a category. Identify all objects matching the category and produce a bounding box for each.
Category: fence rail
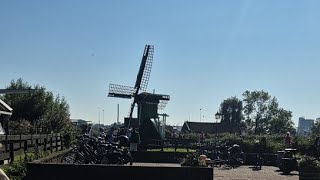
[145,138,198,151]
[0,133,64,164]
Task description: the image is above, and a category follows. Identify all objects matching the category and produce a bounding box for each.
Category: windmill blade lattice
[139,45,154,92]
[108,84,135,99]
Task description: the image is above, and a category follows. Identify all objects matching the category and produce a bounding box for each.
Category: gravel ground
[133,163,299,180]
[214,165,298,180]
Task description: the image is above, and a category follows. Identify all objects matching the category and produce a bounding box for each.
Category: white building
[297,117,314,136]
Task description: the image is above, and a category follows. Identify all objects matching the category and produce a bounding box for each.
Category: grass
[14,152,36,162]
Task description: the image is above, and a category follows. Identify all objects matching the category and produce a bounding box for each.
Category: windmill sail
[108,84,135,99]
[128,45,154,118]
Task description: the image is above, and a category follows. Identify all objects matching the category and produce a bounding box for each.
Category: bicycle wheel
[61,151,85,164]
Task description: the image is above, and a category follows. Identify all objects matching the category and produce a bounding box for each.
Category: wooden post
[9,142,14,163]
[44,137,47,152]
[24,140,28,153]
[175,139,178,152]
[19,134,22,154]
[161,140,164,152]
[50,136,53,153]
[55,134,58,152]
[35,139,39,159]
[60,134,64,150]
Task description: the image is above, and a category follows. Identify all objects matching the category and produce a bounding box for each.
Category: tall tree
[242,90,271,134]
[219,96,243,133]
[268,108,295,134]
[311,119,320,137]
[2,78,71,134]
[242,90,294,135]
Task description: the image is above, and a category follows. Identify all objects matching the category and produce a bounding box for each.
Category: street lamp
[215,111,222,134]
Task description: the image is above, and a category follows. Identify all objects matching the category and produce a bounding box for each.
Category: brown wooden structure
[0,133,64,164]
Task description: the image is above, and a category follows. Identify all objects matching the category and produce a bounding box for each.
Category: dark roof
[181,121,228,133]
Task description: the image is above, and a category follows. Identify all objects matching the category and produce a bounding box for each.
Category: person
[129,128,140,151]
[88,124,100,138]
[284,132,292,148]
[200,131,205,143]
[106,127,115,142]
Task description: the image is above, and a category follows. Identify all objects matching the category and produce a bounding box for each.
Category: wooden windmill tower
[108,45,170,139]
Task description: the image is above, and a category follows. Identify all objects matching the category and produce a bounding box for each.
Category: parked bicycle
[61,135,133,165]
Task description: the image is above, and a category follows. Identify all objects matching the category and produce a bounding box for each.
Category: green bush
[2,161,26,180]
[184,133,307,153]
[299,155,320,172]
[61,122,76,148]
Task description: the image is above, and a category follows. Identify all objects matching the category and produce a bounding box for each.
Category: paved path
[133,163,299,180]
[214,166,298,180]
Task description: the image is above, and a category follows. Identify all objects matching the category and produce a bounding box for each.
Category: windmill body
[108,45,170,140]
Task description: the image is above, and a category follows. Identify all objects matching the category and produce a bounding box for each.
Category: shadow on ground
[249,166,263,171]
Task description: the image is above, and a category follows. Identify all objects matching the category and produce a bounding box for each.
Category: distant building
[297,117,314,136]
[71,119,92,134]
[181,121,229,134]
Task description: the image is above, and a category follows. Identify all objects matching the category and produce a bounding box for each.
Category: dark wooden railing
[144,138,198,152]
[0,133,64,164]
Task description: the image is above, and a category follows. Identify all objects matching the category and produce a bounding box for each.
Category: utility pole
[102,109,104,125]
[98,107,100,125]
[200,108,202,122]
[117,104,119,124]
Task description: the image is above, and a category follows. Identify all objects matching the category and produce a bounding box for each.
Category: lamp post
[102,109,104,125]
[215,111,222,137]
[98,107,100,125]
[200,108,202,122]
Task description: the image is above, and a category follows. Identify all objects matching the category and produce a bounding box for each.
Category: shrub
[299,155,320,172]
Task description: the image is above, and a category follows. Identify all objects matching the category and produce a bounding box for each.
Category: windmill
[108,45,170,138]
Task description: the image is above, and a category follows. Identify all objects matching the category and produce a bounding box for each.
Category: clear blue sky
[1,0,320,126]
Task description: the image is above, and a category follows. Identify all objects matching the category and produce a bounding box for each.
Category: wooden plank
[33,135,40,139]
[21,135,32,140]
[7,135,21,141]
[0,153,10,160]
[13,142,21,149]
[0,135,6,141]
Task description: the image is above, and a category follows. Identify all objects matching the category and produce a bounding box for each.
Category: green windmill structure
[108,45,170,141]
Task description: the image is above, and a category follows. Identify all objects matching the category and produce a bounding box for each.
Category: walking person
[284,132,292,148]
[129,128,140,151]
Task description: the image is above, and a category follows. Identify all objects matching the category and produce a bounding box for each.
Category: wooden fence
[144,138,198,151]
[0,133,64,164]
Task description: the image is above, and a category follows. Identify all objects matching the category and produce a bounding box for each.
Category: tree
[268,108,295,134]
[311,119,320,137]
[219,96,243,133]
[2,78,71,134]
[242,90,294,135]
[242,90,271,134]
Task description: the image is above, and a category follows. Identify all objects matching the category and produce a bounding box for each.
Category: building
[71,119,92,134]
[297,117,314,136]
[181,121,229,134]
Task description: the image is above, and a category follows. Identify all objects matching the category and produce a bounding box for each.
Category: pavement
[133,163,299,180]
[214,165,298,180]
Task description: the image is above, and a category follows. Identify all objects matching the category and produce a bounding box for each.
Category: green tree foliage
[2,78,72,134]
[219,96,243,133]
[242,90,294,135]
[311,119,320,137]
